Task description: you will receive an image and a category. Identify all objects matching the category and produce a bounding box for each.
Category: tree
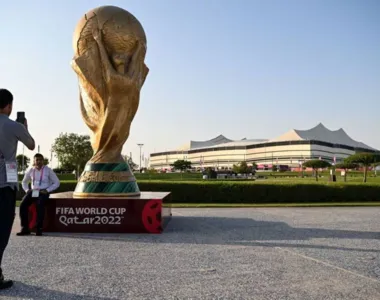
[334,162,358,182]
[240,161,250,174]
[51,133,93,178]
[302,159,331,181]
[233,161,250,174]
[171,160,192,172]
[205,167,217,179]
[16,154,30,173]
[345,152,380,183]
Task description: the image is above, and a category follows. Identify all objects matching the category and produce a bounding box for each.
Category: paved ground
[0,207,379,300]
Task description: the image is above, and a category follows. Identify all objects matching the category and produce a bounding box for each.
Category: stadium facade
[149,123,377,170]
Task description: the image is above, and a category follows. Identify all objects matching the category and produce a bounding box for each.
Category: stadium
[149,123,377,171]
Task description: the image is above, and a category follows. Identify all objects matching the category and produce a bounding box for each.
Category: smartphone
[16,112,26,124]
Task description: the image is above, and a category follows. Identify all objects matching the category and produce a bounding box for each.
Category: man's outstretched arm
[14,120,35,150]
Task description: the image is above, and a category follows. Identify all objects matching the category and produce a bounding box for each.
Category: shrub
[205,168,217,179]
[135,181,380,203]
[56,173,76,181]
[16,180,380,203]
[17,181,77,200]
[18,173,76,181]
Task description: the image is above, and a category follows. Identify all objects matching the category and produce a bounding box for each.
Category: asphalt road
[1,207,379,300]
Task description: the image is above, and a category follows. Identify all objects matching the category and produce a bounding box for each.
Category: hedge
[18,173,76,181]
[133,171,369,180]
[16,180,380,203]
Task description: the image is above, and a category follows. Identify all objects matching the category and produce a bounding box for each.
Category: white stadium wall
[149,124,377,170]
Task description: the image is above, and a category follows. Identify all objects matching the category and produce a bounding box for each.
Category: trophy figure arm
[141,64,149,88]
[93,28,117,83]
[71,56,104,108]
[79,94,98,133]
[93,26,148,91]
[125,43,149,90]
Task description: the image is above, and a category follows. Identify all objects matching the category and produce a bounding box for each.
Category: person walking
[0,89,35,289]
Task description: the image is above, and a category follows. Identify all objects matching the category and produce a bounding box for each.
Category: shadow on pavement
[44,216,380,253]
[0,281,114,300]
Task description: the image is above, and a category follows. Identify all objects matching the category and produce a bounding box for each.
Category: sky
[1,0,379,168]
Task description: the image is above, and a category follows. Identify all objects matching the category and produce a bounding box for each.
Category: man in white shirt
[17,153,60,236]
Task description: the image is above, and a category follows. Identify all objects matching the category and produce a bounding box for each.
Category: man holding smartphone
[0,89,35,289]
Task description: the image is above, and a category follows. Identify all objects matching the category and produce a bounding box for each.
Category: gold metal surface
[79,171,136,182]
[71,5,149,163]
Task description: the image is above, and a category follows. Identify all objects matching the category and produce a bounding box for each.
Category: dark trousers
[20,191,49,231]
[0,187,16,267]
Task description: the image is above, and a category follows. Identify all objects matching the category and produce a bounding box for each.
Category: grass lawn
[136,172,380,184]
[36,170,379,184]
[257,176,380,183]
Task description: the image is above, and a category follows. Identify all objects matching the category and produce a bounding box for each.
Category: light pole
[137,143,144,173]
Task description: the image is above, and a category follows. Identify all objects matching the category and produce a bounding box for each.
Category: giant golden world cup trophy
[71,6,148,198]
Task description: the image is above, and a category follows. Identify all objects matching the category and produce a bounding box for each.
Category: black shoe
[0,273,13,290]
[36,230,43,236]
[16,230,31,236]
[0,279,13,290]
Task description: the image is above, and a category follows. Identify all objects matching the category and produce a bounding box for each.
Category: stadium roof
[270,123,375,150]
[176,135,268,151]
[191,134,232,149]
[174,123,376,151]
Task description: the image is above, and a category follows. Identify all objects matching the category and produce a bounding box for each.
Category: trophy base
[28,191,172,234]
[74,162,140,199]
